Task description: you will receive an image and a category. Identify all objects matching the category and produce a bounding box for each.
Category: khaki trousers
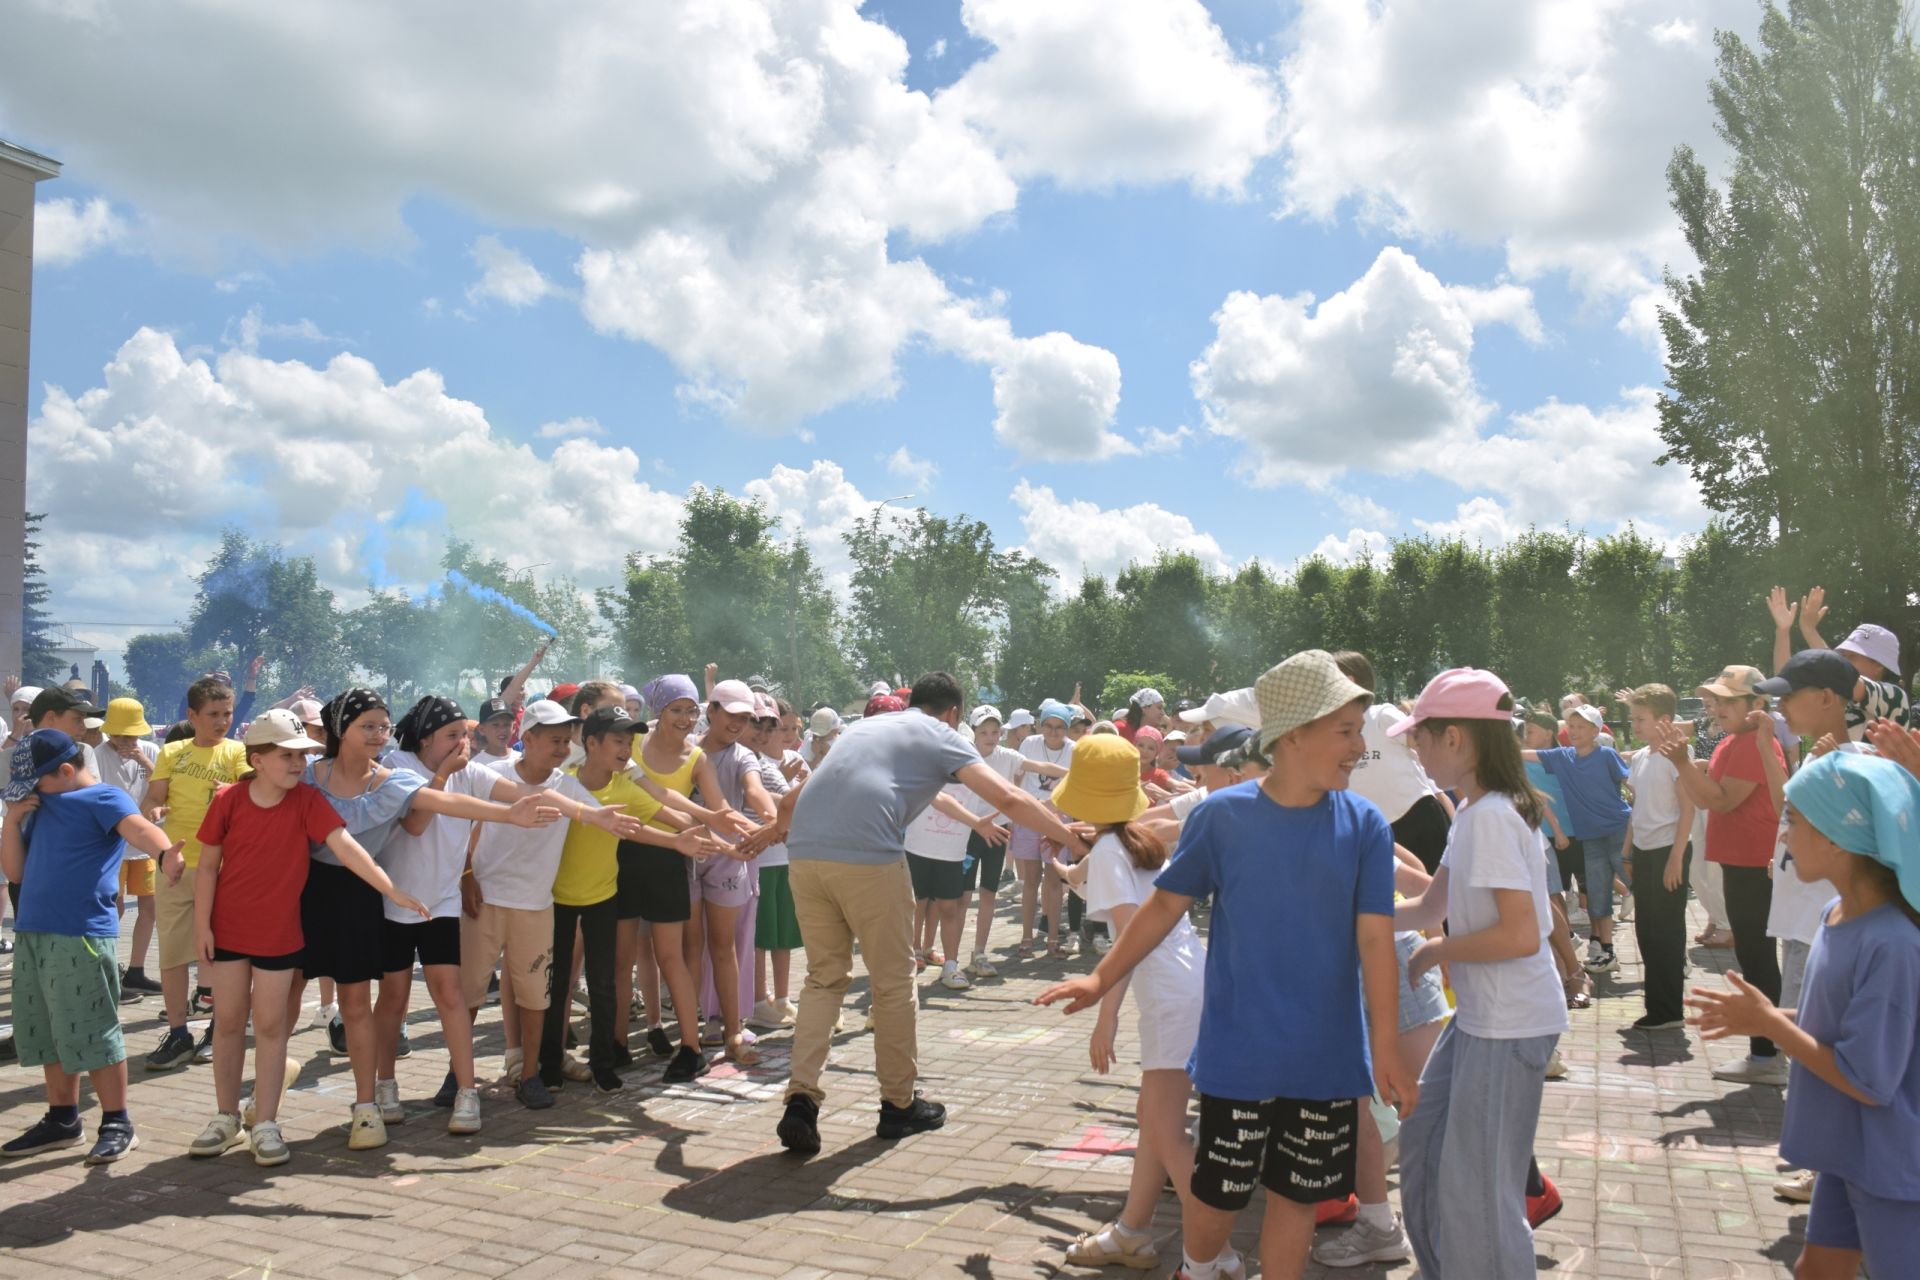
[785,856,918,1108]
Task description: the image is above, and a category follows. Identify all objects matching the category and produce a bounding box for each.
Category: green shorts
[12,931,127,1074]
[754,864,803,951]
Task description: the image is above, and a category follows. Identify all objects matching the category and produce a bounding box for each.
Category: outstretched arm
[1034,888,1193,1013]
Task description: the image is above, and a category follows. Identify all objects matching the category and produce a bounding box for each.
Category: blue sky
[2,0,1752,667]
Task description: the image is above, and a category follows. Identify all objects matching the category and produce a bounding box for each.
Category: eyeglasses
[356,723,393,737]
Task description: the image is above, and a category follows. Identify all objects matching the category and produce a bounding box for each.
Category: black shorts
[298,861,387,985]
[617,839,691,925]
[381,915,461,972]
[907,852,966,902]
[1390,794,1453,875]
[961,831,1007,893]
[211,947,303,972]
[1190,1094,1358,1210]
[1557,843,1588,896]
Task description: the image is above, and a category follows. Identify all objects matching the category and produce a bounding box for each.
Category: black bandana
[395,695,465,754]
[323,688,388,757]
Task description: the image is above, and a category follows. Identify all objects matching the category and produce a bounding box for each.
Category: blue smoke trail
[440,570,558,637]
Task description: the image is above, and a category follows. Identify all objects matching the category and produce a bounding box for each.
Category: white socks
[1356,1199,1395,1231]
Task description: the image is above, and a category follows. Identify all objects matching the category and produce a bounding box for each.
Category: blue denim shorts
[1578,834,1630,919]
[1396,930,1450,1032]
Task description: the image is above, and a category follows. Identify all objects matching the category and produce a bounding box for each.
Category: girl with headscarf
[286,690,563,1152]
[1689,751,1920,1279]
[1012,699,1076,958]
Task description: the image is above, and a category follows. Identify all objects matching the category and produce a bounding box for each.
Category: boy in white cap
[1039,651,1415,1280]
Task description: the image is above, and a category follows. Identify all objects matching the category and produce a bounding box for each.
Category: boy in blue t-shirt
[0,730,181,1165]
[1037,650,1411,1280]
[1523,704,1632,972]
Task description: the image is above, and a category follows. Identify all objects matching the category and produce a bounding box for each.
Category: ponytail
[1099,820,1169,871]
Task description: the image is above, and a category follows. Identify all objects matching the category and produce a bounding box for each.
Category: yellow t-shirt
[152,738,250,869]
[552,770,663,907]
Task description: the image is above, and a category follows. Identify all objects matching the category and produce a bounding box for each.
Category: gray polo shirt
[786,709,983,866]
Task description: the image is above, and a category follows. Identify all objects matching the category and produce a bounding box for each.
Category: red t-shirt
[1141,767,1174,790]
[197,780,345,956]
[1704,730,1782,868]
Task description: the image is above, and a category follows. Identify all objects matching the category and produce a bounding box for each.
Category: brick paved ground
[0,899,1806,1279]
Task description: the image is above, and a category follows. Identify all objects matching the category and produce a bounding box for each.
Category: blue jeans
[1577,833,1629,921]
[1400,1021,1559,1280]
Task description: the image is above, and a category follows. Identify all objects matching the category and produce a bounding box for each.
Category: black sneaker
[192,986,215,1015]
[193,1023,216,1064]
[591,1067,627,1095]
[432,1070,459,1108]
[121,966,163,994]
[327,1014,348,1055]
[663,1045,708,1084]
[1632,1014,1687,1031]
[610,1043,633,1071]
[646,1027,673,1058]
[539,1064,567,1091]
[0,1035,15,1063]
[514,1076,555,1111]
[118,985,145,1006]
[396,1023,412,1059]
[145,1027,195,1072]
[1,1112,83,1157]
[85,1118,138,1165]
[876,1094,946,1140]
[777,1095,821,1155]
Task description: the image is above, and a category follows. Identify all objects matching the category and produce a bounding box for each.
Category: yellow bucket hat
[1050,734,1150,826]
[101,697,153,738]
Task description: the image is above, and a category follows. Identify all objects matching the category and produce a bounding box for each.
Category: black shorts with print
[1190,1093,1359,1210]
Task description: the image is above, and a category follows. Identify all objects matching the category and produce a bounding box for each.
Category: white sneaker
[1712,1054,1789,1086]
[1774,1168,1815,1203]
[1091,932,1112,955]
[503,1046,524,1081]
[560,1053,593,1083]
[862,1008,876,1032]
[967,953,998,978]
[310,1001,338,1030]
[347,1103,388,1150]
[1545,1051,1568,1080]
[448,1087,482,1135]
[243,1056,301,1129]
[374,1077,405,1124]
[747,999,791,1030]
[189,1112,245,1158]
[250,1120,290,1167]
[940,964,971,990]
[1311,1216,1411,1267]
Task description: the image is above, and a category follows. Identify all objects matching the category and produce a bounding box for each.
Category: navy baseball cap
[5,729,82,802]
[1756,649,1858,700]
[1176,724,1253,766]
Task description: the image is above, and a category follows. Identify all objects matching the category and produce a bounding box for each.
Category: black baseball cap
[28,686,103,725]
[1176,724,1253,766]
[1755,649,1858,700]
[476,698,513,724]
[582,706,641,739]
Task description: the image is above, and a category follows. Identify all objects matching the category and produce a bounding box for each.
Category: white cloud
[1138,425,1192,454]
[33,196,128,265]
[1191,247,1538,481]
[1011,480,1229,583]
[1413,497,1525,547]
[927,38,948,59]
[467,235,562,307]
[1275,0,1750,321]
[28,327,683,630]
[227,306,353,352]
[1326,488,1396,528]
[536,417,605,440]
[934,310,1131,460]
[945,0,1282,195]
[1309,527,1388,564]
[884,446,937,491]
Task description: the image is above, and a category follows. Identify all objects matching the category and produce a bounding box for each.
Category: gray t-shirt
[787,710,984,866]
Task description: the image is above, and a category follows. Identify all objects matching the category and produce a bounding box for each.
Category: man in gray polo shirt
[753,672,1088,1154]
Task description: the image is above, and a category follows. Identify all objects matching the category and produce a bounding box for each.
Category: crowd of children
[1,586,1917,1278]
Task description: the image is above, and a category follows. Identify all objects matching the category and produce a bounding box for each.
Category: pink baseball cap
[709,680,757,716]
[752,690,779,720]
[1386,668,1512,737]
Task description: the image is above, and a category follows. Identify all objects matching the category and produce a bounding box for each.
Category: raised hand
[1766,585,1797,632]
[1799,586,1829,639]
[1866,718,1920,779]
[1686,970,1777,1040]
[1809,733,1841,759]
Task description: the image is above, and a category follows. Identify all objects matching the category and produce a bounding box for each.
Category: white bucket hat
[1838,623,1901,677]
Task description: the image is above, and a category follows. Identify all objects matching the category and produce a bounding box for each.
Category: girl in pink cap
[1389,668,1569,1280]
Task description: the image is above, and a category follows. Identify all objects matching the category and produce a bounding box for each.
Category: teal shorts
[12,931,127,1074]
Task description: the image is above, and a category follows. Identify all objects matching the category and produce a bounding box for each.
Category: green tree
[122,631,194,715]
[1427,540,1497,671]
[1374,539,1443,699]
[1576,526,1673,689]
[20,513,58,684]
[1659,0,1920,636]
[1101,670,1176,717]
[1490,529,1584,702]
[1673,520,1774,678]
[598,554,692,687]
[844,507,1008,688]
[1112,553,1218,698]
[188,529,346,697]
[1214,561,1294,687]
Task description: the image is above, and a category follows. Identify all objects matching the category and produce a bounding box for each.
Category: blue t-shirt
[16,784,140,938]
[1155,782,1395,1101]
[1780,900,1920,1199]
[304,761,426,866]
[1535,747,1629,839]
[787,710,984,866]
[1524,761,1569,837]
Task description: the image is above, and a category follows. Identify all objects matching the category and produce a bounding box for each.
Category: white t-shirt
[1018,735,1074,799]
[1350,704,1438,823]
[470,748,518,771]
[1626,745,1690,849]
[95,740,159,815]
[1082,833,1204,1005]
[469,758,596,911]
[1170,785,1208,824]
[904,782,972,862]
[1769,742,1865,944]
[379,749,502,922]
[961,745,1022,818]
[1441,792,1570,1040]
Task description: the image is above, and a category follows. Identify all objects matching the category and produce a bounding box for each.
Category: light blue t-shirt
[1535,746,1630,839]
[1524,760,1569,837]
[787,710,983,866]
[304,760,426,867]
[16,785,138,937]
[1780,900,1920,1199]
[1155,782,1396,1102]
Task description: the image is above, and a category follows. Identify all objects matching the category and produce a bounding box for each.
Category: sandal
[1065,1224,1158,1270]
[1564,975,1593,1010]
[1047,946,1067,960]
[725,1037,762,1067]
[1015,941,1035,958]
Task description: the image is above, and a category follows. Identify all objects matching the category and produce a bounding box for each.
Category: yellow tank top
[635,745,702,828]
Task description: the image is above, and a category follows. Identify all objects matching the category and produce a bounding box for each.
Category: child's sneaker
[645,1027,674,1058]
[189,1113,245,1158]
[1,1111,83,1157]
[503,1046,525,1079]
[346,1103,388,1150]
[193,1023,216,1064]
[939,963,971,990]
[1544,1051,1568,1080]
[1584,946,1617,974]
[448,1088,482,1134]
[327,1014,348,1055]
[243,1057,301,1129]
[310,1001,338,1030]
[85,1117,138,1165]
[747,999,791,1030]
[966,952,998,979]
[1525,1173,1564,1228]
[250,1120,290,1167]
[1774,1168,1815,1203]
[1711,1054,1788,1086]
[514,1076,554,1110]
[144,1027,195,1071]
[1311,1215,1411,1267]
[373,1078,405,1124]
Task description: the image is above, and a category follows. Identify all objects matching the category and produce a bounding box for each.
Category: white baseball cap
[1006,708,1035,730]
[1164,730,1187,744]
[808,706,841,737]
[1838,623,1901,677]
[1568,704,1607,728]
[519,700,581,733]
[969,704,1003,728]
[243,708,324,751]
[1181,687,1259,729]
[1132,687,1164,708]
